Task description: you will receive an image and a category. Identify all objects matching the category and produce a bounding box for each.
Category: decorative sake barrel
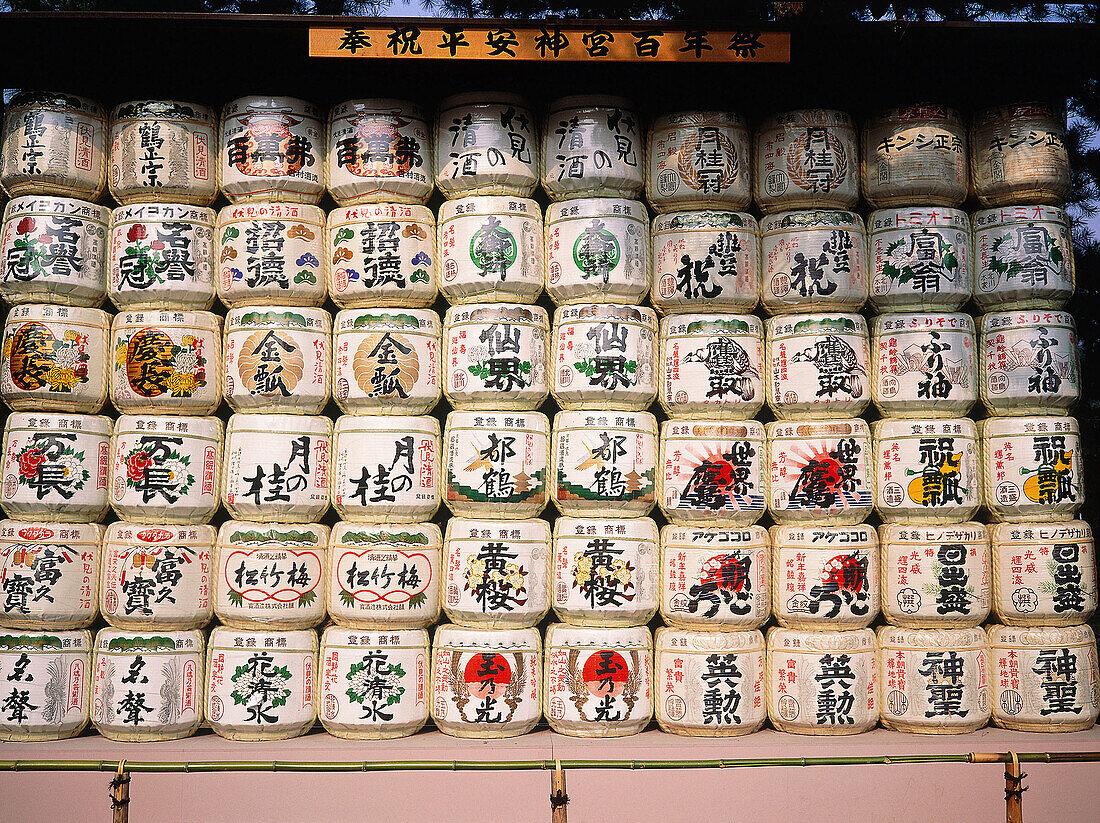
[109,100,218,206]
[654,628,766,736]
[437,195,544,304]
[443,517,551,628]
[861,105,968,208]
[973,205,1075,310]
[431,625,541,739]
[327,98,433,206]
[970,103,1071,207]
[766,418,874,525]
[0,521,101,629]
[0,630,91,741]
[216,202,327,307]
[980,310,1079,415]
[332,415,440,523]
[109,415,222,524]
[766,314,870,419]
[223,306,330,414]
[0,413,110,523]
[326,522,441,629]
[868,207,973,312]
[545,197,649,305]
[332,307,441,415]
[754,110,859,212]
[990,520,1096,627]
[879,522,991,629]
[646,111,752,213]
[659,525,769,630]
[0,195,109,307]
[988,623,1099,732]
[100,523,215,631]
[871,312,977,418]
[434,93,539,198]
[206,626,318,741]
[551,303,657,411]
[319,626,429,739]
[980,415,1083,522]
[91,629,204,742]
[218,96,325,204]
[443,410,549,519]
[1,91,107,201]
[877,626,990,734]
[222,414,331,523]
[327,204,437,308]
[542,96,644,201]
[1,304,110,413]
[650,211,760,315]
[552,410,657,518]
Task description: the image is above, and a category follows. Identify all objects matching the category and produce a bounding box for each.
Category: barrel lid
[770,523,877,548]
[987,623,1095,647]
[989,519,1091,543]
[217,201,326,223]
[546,623,650,649]
[226,413,333,437]
[330,521,442,549]
[8,90,104,116]
[661,419,765,440]
[4,194,111,223]
[767,417,870,439]
[872,417,976,438]
[331,98,426,117]
[0,521,103,546]
[114,414,223,440]
[446,517,551,542]
[760,209,863,235]
[10,304,110,326]
[438,91,532,110]
[328,203,435,224]
[321,626,428,648]
[336,414,440,437]
[112,100,214,123]
[758,109,854,129]
[548,95,636,113]
[979,414,1077,438]
[433,624,541,650]
[0,629,92,652]
[877,625,987,650]
[222,94,320,118]
[651,210,757,233]
[767,627,875,652]
[554,302,657,327]
[661,313,762,337]
[335,307,440,332]
[445,410,548,432]
[438,195,539,219]
[209,625,319,651]
[111,203,216,224]
[661,523,768,547]
[546,197,647,221]
[879,521,988,545]
[114,308,221,330]
[979,309,1075,331]
[444,303,548,327]
[217,521,330,548]
[226,306,332,331]
[655,627,763,653]
[5,412,113,436]
[650,110,749,130]
[553,516,657,542]
[766,312,868,337]
[554,409,658,434]
[871,311,974,335]
[104,522,217,546]
[95,629,204,653]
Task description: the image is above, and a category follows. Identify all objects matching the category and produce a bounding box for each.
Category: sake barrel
[990,520,1097,627]
[443,303,549,410]
[981,311,1079,416]
[760,210,868,315]
[434,93,539,198]
[332,415,440,523]
[1,304,110,413]
[659,314,764,420]
[109,100,218,206]
[766,314,871,419]
[443,517,551,628]
[327,98,433,206]
[206,626,318,741]
[437,195,544,304]
[654,628,766,736]
[988,623,1099,732]
[545,197,649,305]
[552,516,658,627]
[551,303,657,411]
[871,312,977,418]
[443,410,549,519]
[861,105,968,208]
[650,211,760,315]
[319,626,429,739]
[431,625,541,739]
[218,96,325,204]
[973,205,1075,310]
[877,626,990,734]
[223,306,331,414]
[216,202,327,307]
[754,110,859,212]
[327,522,441,629]
[332,307,441,415]
[766,418,874,525]
[110,309,222,415]
[0,195,109,307]
[91,628,204,742]
[222,414,331,523]
[879,522,991,629]
[1,91,107,201]
[0,630,91,741]
[100,523,215,631]
[0,413,111,523]
[646,111,752,212]
[766,627,877,734]
[971,103,1071,207]
[980,415,1083,522]
[542,96,644,201]
[109,415,222,524]
[0,521,101,629]
[213,521,328,630]
[659,419,766,526]
[659,524,770,630]
[868,207,973,311]
[552,410,658,518]
[327,204,437,308]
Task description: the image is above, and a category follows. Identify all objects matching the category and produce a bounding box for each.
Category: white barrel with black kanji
[766,314,871,419]
[754,109,859,212]
[0,630,91,741]
[646,111,752,213]
[980,415,1083,522]
[973,205,1075,310]
[970,102,1071,207]
[0,521,102,630]
[868,207,972,312]
[541,96,644,201]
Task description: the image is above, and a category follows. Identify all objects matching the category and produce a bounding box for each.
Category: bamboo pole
[109,760,129,823]
[1005,751,1026,823]
[550,759,568,823]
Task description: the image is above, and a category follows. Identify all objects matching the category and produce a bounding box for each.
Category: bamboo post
[550,759,568,823]
[110,759,130,823]
[1005,751,1026,823]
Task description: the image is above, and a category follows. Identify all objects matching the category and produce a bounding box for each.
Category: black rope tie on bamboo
[110,761,131,810]
[1005,751,1028,802]
[550,760,569,809]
